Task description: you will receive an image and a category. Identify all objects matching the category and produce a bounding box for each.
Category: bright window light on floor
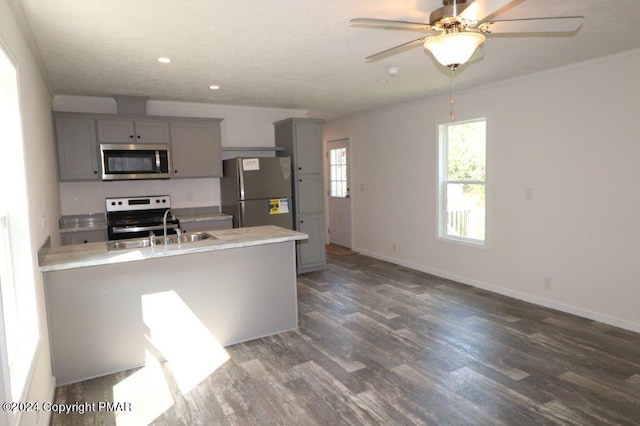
[113,291,230,424]
[111,350,175,425]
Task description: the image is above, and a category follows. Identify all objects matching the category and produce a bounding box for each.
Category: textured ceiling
[13,0,640,119]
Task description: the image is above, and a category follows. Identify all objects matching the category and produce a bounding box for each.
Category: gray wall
[0,0,58,424]
[324,49,640,333]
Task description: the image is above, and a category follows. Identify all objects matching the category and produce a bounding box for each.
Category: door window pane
[329,147,348,198]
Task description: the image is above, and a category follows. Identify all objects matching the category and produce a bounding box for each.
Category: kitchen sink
[164,232,215,244]
[106,232,216,251]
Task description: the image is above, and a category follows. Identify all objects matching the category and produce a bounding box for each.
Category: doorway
[327,139,352,248]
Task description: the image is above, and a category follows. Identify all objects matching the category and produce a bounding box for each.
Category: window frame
[437,116,489,248]
[0,39,41,412]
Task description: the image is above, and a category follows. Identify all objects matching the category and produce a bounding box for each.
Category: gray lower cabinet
[297,173,324,213]
[297,213,326,273]
[44,239,298,385]
[170,119,222,178]
[275,117,326,273]
[61,229,107,245]
[55,117,100,181]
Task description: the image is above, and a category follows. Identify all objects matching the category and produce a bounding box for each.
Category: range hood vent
[114,95,148,115]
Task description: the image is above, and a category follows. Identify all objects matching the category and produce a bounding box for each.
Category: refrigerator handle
[239,200,245,228]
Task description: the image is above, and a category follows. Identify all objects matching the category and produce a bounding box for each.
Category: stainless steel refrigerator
[221,157,293,229]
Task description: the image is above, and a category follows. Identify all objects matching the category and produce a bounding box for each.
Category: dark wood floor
[51,250,640,425]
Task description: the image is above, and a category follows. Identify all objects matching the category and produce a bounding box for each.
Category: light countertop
[171,207,232,223]
[59,207,232,233]
[59,213,107,233]
[40,225,307,272]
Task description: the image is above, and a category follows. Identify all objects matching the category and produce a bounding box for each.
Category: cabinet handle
[137,135,141,139]
[299,179,302,182]
[300,220,304,224]
[129,135,134,139]
[174,170,178,173]
[298,167,302,170]
[83,240,88,243]
[94,171,98,174]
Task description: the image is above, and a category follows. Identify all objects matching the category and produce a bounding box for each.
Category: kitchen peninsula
[40,225,307,385]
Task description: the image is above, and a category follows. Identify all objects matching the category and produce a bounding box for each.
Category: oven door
[100,144,170,180]
[108,223,179,241]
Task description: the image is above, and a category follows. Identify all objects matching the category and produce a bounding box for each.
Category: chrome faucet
[163,209,174,245]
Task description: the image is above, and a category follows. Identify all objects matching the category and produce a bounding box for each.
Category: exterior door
[327,139,352,248]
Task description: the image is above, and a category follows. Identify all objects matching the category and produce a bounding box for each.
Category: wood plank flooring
[51,250,640,425]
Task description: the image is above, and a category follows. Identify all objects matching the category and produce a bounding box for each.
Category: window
[329,146,348,198]
[438,118,487,245]
[0,42,39,405]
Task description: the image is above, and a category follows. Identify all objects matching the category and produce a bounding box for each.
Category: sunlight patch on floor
[112,350,174,425]
[141,290,230,394]
[112,290,230,424]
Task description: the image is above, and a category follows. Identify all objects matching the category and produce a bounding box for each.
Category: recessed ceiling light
[209,85,220,90]
[157,57,172,64]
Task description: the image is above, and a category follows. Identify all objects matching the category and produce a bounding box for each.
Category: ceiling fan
[351,0,583,120]
[351,0,584,68]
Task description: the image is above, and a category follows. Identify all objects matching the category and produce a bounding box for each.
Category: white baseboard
[353,247,640,334]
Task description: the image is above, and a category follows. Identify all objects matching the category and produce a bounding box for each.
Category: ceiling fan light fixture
[423,31,485,68]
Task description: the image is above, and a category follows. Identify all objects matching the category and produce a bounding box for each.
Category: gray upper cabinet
[53,113,222,182]
[170,119,222,178]
[275,117,326,274]
[55,116,100,181]
[97,119,170,144]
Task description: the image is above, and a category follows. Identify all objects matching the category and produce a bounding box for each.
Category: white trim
[353,247,640,334]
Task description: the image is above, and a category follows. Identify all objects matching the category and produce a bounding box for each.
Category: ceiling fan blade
[459,0,514,24]
[481,16,584,34]
[365,36,430,61]
[350,18,433,31]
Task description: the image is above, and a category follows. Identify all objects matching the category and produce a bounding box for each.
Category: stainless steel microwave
[100,143,171,180]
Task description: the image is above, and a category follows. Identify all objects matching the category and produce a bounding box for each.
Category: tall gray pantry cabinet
[275,118,326,274]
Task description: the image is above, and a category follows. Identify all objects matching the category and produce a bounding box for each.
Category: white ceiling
[13,0,640,119]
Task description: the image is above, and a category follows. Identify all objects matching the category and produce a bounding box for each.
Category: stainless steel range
[106,195,180,241]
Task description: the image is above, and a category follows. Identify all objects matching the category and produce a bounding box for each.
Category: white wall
[324,49,640,333]
[0,0,57,424]
[53,95,308,214]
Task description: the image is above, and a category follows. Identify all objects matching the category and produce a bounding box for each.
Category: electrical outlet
[40,212,48,231]
[543,277,552,290]
[525,187,533,201]
[73,197,82,208]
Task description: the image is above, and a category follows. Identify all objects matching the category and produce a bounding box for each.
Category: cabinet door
[294,121,323,174]
[170,120,222,178]
[134,120,170,144]
[55,118,100,181]
[297,173,323,214]
[97,120,135,143]
[297,212,326,273]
